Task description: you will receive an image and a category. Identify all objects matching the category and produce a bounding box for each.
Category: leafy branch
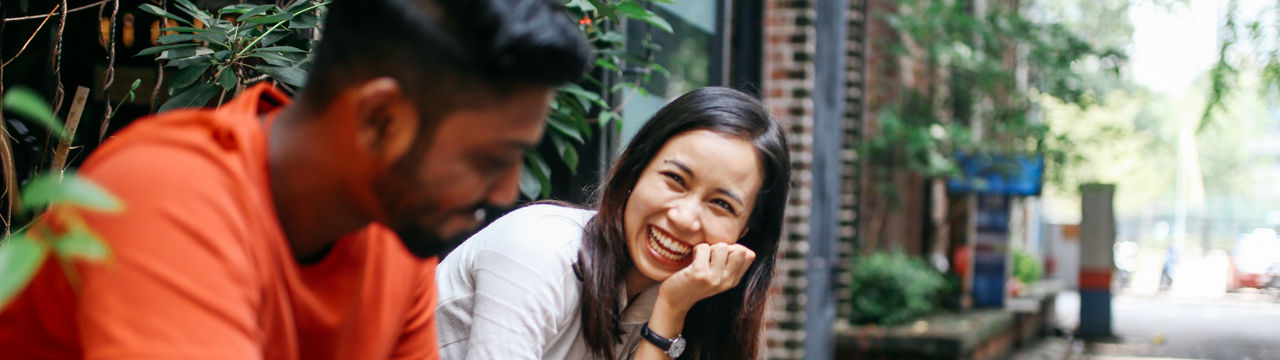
[518,0,673,199]
[137,0,325,112]
[0,88,123,309]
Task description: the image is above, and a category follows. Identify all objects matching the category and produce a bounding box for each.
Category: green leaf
[525,152,552,198]
[195,32,231,47]
[559,83,607,108]
[236,4,276,21]
[598,111,620,132]
[216,69,239,91]
[253,46,306,53]
[172,0,213,25]
[0,234,49,309]
[574,111,593,141]
[170,61,210,89]
[218,3,262,15]
[138,4,193,26]
[289,13,320,29]
[2,87,67,139]
[260,31,289,47]
[614,2,650,20]
[159,83,220,112]
[158,34,202,45]
[551,134,580,174]
[164,54,212,69]
[599,31,625,44]
[518,164,542,200]
[637,13,673,33]
[560,83,602,101]
[248,52,295,66]
[255,65,307,88]
[616,2,673,33]
[213,50,233,61]
[158,46,213,60]
[52,230,110,261]
[547,115,585,144]
[284,0,321,14]
[567,0,596,12]
[587,0,617,20]
[20,173,123,212]
[244,13,292,25]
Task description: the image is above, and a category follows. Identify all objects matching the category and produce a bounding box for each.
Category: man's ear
[353,77,418,167]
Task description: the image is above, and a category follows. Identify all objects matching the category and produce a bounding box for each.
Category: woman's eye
[663,172,685,186]
[712,199,736,214]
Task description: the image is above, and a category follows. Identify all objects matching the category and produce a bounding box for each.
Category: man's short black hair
[301,0,591,113]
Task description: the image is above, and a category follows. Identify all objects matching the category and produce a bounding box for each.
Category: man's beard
[392,223,471,259]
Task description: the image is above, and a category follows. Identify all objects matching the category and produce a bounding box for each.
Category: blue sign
[947,153,1044,196]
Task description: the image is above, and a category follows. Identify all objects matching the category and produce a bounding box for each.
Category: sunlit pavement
[1046,249,1280,360]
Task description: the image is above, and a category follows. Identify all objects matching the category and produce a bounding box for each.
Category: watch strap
[640,322,674,350]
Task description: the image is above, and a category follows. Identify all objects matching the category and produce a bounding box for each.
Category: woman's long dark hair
[577,87,791,359]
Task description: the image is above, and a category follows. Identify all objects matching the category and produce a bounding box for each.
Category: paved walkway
[1016,287,1280,360]
[1011,336,1081,360]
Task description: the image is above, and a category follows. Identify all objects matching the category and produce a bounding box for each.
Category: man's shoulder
[79,107,270,206]
[87,107,262,170]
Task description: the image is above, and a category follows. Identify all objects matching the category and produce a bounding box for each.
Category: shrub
[848,252,948,326]
[1011,249,1043,286]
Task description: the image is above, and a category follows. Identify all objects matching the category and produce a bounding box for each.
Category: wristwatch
[640,322,686,358]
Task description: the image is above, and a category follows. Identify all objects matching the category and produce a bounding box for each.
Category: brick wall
[762,0,815,357]
[835,0,866,324]
[762,0,866,358]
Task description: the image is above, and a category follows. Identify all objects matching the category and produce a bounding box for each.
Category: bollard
[1077,183,1115,339]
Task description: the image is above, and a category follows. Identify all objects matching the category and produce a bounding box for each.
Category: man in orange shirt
[0,0,589,358]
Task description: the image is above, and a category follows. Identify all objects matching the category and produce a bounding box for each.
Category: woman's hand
[657,242,756,313]
[637,243,755,359]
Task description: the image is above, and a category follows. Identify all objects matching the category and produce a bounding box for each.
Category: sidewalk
[1011,336,1080,360]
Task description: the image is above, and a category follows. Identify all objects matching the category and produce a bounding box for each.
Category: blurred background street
[1043,249,1280,360]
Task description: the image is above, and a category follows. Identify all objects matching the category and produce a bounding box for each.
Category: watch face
[668,337,687,358]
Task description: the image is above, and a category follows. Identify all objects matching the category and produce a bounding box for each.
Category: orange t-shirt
[0,84,439,359]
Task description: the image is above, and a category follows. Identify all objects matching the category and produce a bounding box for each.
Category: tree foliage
[522,0,673,199]
[1205,0,1280,132]
[137,0,326,111]
[870,0,1125,192]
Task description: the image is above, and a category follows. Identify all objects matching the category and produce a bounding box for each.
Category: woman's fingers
[726,246,754,274]
[722,245,755,288]
[708,243,730,269]
[691,243,712,270]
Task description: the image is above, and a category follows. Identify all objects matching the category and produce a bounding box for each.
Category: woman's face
[623,129,763,283]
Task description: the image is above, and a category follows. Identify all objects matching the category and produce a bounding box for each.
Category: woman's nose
[666,197,702,233]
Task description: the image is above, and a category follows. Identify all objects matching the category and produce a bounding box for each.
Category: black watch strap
[640,322,673,350]
[640,322,686,358]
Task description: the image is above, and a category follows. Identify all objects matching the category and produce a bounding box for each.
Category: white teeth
[648,226,691,261]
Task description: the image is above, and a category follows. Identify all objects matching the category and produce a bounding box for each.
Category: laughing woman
[435,87,790,359]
